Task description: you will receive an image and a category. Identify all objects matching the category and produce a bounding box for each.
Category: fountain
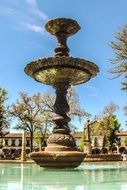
[24,18,99,168]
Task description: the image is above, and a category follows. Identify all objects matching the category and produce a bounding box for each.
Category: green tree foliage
[67,86,87,119]
[93,137,99,147]
[34,111,53,151]
[122,75,127,92]
[10,92,53,152]
[10,87,85,151]
[34,129,48,151]
[92,103,121,150]
[123,104,127,126]
[79,137,84,152]
[110,25,127,91]
[124,137,127,146]
[110,25,127,126]
[0,88,10,136]
[101,114,120,149]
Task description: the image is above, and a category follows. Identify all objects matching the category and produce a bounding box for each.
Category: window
[26,140,30,146]
[12,139,15,146]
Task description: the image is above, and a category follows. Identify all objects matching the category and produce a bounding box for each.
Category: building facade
[0,133,33,156]
[0,131,127,156]
[73,131,127,153]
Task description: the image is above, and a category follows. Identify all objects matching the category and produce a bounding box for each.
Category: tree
[0,88,10,136]
[67,86,86,119]
[10,87,85,152]
[93,137,99,148]
[67,86,88,131]
[10,92,53,152]
[92,103,121,150]
[123,104,127,126]
[122,75,127,92]
[101,114,120,149]
[79,137,84,152]
[34,111,53,150]
[124,137,127,146]
[110,25,127,91]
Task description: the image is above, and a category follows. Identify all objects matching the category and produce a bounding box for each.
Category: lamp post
[21,130,26,162]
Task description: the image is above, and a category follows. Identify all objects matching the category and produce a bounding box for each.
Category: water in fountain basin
[0,162,127,190]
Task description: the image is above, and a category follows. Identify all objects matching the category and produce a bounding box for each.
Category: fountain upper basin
[24,57,99,85]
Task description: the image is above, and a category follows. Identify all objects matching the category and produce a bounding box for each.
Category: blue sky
[0,0,127,130]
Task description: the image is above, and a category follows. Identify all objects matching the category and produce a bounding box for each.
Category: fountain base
[31,132,85,168]
[31,151,85,168]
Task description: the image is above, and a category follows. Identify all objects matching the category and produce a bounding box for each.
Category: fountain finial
[45,18,80,57]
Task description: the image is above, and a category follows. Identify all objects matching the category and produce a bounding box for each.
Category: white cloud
[83,85,99,97]
[84,85,98,93]
[84,85,107,100]
[25,0,48,20]
[0,6,35,23]
[32,9,48,20]
[0,6,18,16]
[88,94,99,97]
[0,0,48,34]
[23,23,46,35]
[25,0,38,8]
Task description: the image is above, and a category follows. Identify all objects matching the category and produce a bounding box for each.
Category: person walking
[123,146,127,161]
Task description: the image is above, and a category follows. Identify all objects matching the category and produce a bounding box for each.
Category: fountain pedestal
[31,82,85,168]
[25,18,99,168]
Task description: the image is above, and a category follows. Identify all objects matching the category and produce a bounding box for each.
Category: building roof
[3,132,50,138]
[73,132,83,138]
[1,131,127,139]
[3,133,30,138]
[117,131,127,137]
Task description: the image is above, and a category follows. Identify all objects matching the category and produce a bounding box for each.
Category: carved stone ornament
[47,133,76,147]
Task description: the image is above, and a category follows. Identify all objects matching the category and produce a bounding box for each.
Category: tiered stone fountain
[24,18,99,168]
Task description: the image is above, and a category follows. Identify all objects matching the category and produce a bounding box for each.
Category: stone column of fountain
[24,18,99,168]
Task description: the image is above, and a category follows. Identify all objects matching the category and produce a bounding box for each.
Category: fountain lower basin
[31,151,85,168]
